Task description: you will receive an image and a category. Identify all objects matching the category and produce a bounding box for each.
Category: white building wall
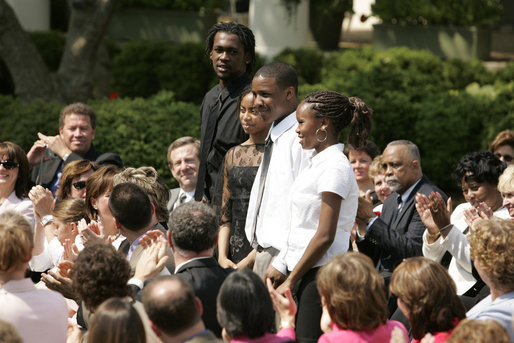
[6,0,50,31]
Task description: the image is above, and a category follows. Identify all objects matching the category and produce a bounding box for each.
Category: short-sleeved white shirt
[273,143,358,272]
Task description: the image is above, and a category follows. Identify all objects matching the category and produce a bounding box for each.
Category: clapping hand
[78,219,107,245]
[266,278,297,329]
[134,236,169,282]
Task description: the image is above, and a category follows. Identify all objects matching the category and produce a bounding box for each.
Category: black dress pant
[295,267,323,343]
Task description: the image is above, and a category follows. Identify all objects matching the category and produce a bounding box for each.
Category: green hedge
[111,41,216,103]
[0,92,199,189]
[371,0,503,27]
[119,0,226,11]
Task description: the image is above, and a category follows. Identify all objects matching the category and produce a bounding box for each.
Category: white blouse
[0,191,34,227]
[273,143,358,273]
[423,202,510,295]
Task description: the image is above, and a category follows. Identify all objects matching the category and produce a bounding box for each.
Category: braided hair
[303,90,373,148]
[205,22,256,73]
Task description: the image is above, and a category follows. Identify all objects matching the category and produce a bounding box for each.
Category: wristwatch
[40,215,53,227]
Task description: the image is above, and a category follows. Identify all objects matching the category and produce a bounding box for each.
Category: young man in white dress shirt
[244,62,310,282]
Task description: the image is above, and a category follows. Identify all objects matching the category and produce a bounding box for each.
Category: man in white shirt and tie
[167,137,201,212]
[244,62,310,281]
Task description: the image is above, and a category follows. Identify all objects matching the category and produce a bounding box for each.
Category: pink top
[412,319,461,343]
[412,331,451,343]
[231,328,295,343]
[318,320,408,343]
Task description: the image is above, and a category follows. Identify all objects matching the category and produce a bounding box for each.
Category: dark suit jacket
[175,257,233,338]
[30,144,122,188]
[357,175,447,272]
[194,73,250,204]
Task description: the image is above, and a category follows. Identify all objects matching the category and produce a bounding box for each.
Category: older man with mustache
[355,140,447,275]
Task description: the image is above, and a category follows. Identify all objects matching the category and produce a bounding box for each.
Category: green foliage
[111,41,216,103]
[275,47,324,84]
[119,0,226,11]
[371,0,503,27]
[29,31,66,71]
[0,92,200,189]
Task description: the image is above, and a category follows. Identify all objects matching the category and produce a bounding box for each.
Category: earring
[316,127,328,143]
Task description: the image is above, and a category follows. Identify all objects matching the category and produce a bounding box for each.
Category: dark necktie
[390,195,403,225]
[250,136,274,248]
[179,193,187,204]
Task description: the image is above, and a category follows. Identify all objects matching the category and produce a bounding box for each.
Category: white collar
[269,111,297,143]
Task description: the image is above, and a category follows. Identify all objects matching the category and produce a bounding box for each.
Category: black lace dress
[220,143,264,263]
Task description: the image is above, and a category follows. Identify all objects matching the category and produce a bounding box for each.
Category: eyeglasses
[72,181,87,190]
[0,160,19,170]
[495,153,513,163]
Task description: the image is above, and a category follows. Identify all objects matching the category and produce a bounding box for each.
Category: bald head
[142,276,201,337]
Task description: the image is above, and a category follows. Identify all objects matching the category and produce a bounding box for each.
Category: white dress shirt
[272,144,358,273]
[0,278,68,343]
[423,202,510,295]
[244,111,311,252]
[174,189,195,210]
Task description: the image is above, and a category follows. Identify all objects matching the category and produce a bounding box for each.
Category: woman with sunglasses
[489,129,514,166]
[56,159,98,201]
[0,141,33,226]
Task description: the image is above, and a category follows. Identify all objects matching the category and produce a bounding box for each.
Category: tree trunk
[58,0,120,102]
[0,0,64,102]
[0,0,120,103]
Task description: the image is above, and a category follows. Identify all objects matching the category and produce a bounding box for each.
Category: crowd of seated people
[1,22,513,343]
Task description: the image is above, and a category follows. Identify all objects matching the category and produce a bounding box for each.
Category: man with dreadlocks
[194,22,256,207]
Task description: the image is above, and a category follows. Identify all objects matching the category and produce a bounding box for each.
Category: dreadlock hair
[303,90,373,148]
[205,22,256,74]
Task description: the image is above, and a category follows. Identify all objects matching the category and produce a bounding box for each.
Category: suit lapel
[393,177,426,231]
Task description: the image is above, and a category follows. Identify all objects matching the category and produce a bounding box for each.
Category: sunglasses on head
[0,160,19,170]
[72,181,87,190]
[495,153,513,163]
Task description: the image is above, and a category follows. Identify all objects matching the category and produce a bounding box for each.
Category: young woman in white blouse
[267,90,373,343]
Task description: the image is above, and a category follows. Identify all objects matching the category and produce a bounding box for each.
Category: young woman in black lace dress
[218,88,271,269]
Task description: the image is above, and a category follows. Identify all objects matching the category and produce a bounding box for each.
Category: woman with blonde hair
[466,218,514,340]
[317,252,408,342]
[56,159,98,200]
[498,164,514,217]
[390,257,466,343]
[446,319,510,343]
[0,211,67,343]
[367,155,392,215]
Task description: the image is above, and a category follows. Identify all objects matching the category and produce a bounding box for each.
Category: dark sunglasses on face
[0,160,19,170]
[72,181,87,190]
[495,153,513,162]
